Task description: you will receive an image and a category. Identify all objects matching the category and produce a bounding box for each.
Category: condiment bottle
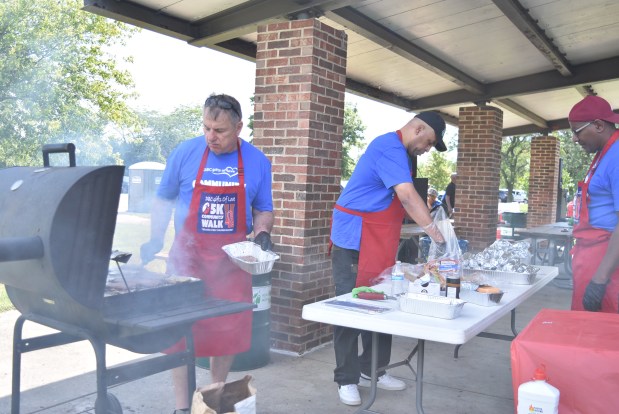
[517,365,560,414]
[445,276,460,299]
[439,258,460,298]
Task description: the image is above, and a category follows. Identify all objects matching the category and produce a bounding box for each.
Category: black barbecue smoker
[0,144,252,414]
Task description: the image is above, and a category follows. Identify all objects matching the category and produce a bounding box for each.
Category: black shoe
[173,409,189,414]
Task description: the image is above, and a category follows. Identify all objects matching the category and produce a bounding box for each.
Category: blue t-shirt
[588,141,619,231]
[157,136,273,234]
[331,131,412,250]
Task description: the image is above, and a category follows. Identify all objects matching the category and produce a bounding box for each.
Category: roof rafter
[491,0,572,76]
[325,7,486,94]
[189,0,357,47]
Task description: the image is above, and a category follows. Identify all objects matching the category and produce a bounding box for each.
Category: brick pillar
[456,106,503,252]
[527,136,560,226]
[253,19,347,354]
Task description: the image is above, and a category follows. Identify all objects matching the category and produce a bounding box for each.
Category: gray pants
[331,245,392,386]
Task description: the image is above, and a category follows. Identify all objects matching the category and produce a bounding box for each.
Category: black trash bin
[196,271,271,371]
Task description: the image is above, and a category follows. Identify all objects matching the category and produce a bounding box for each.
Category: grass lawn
[0,284,13,312]
[0,211,175,313]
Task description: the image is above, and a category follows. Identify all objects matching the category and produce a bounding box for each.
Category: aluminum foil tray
[459,286,504,306]
[222,241,280,275]
[462,268,536,285]
[399,293,465,319]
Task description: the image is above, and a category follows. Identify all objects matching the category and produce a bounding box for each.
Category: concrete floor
[0,268,572,414]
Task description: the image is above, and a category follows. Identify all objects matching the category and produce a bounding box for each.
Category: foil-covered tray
[462,268,536,285]
[399,293,465,319]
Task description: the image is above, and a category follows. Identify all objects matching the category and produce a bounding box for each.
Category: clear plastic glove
[140,239,163,265]
[582,280,607,312]
[422,221,445,244]
[253,231,273,251]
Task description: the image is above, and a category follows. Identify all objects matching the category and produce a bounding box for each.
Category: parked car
[499,189,528,203]
[512,190,528,203]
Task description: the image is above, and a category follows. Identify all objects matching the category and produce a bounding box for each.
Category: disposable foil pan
[222,241,280,275]
[459,286,504,306]
[463,268,536,285]
[399,293,465,319]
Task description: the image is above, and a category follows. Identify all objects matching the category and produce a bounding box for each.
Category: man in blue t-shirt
[568,95,619,314]
[141,94,273,414]
[330,111,447,406]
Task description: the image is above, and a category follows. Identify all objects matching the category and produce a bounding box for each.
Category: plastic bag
[191,375,256,414]
[427,205,462,261]
[375,262,424,285]
[425,206,463,292]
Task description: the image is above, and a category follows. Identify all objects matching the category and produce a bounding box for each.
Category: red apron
[571,130,619,312]
[332,130,407,287]
[166,141,252,356]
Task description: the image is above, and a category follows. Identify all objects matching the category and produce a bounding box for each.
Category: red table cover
[511,308,619,414]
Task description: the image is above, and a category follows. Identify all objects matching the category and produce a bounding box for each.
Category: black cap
[414,111,447,152]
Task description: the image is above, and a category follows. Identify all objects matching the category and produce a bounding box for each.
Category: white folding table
[302,266,558,414]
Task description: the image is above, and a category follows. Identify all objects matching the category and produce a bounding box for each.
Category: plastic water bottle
[391,261,405,297]
[517,366,560,414]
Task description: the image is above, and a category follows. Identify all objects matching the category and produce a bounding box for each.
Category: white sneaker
[358,373,406,391]
[338,384,361,405]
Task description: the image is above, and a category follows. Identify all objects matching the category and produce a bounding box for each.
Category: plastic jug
[517,365,560,414]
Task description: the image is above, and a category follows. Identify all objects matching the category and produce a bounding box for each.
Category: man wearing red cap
[568,95,619,313]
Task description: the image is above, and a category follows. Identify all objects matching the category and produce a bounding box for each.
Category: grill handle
[42,143,76,167]
[0,236,44,262]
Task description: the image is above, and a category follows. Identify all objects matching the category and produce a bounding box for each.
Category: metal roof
[84,0,619,136]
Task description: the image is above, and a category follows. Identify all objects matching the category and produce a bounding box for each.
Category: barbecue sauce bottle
[445,276,460,299]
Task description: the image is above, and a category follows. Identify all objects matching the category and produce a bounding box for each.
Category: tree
[341,103,366,179]
[114,106,203,167]
[555,130,593,198]
[501,135,531,201]
[417,151,455,191]
[0,0,137,167]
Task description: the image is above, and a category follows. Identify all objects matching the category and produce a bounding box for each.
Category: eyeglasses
[204,95,241,119]
[571,120,594,137]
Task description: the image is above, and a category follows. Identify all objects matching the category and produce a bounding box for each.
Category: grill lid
[0,165,123,309]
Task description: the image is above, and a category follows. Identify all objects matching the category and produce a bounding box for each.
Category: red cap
[568,95,619,123]
[533,366,547,380]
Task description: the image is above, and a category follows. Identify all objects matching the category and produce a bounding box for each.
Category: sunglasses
[571,120,594,137]
[205,96,241,119]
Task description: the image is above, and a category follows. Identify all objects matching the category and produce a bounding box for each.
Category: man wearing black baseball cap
[567,95,619,314]
[328,111,447,406]
[414,111,447,152]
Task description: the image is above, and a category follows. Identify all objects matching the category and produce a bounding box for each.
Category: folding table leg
[415,339,426,414]
[355,331,379,414]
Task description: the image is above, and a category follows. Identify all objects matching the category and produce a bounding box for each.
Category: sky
[115,29,457,158]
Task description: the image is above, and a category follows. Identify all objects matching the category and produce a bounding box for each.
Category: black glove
[254,231,273,251]
[140,239,163,265]
[582,280,608,312]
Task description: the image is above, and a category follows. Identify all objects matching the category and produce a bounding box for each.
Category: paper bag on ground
[191,375,256,414]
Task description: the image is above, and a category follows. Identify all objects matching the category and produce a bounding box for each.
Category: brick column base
[253,19,347,354]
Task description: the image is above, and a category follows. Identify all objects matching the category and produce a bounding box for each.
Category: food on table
[476,285,502,294]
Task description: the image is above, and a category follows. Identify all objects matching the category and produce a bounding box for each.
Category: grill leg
[11,315,27,414]
[90,337,109,414]
[185,330,196,408]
